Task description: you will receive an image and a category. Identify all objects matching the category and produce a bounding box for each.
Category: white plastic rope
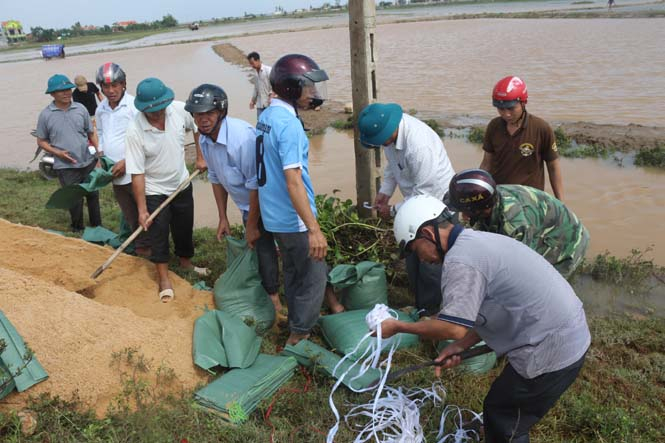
[326,304,482,443]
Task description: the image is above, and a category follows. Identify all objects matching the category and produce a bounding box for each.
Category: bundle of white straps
[326,304,483,443]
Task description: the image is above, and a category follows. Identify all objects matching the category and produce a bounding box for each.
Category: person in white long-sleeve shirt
[358,102,456,316]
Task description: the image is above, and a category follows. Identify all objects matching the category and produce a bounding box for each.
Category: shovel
[369,344,493,388]
[90,169,201,279]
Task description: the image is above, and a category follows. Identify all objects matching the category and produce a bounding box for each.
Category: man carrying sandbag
[378,195,590,443]
[185,84,281,314]
[255,54,330,346]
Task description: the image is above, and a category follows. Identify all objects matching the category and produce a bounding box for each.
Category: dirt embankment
[213,43,665,151]
[0,219,213,415]
[212,43,348,134]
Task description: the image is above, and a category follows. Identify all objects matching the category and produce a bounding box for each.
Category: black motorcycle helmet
[444,169,498,215]
[185,84,228,114]
[269,54,328,109]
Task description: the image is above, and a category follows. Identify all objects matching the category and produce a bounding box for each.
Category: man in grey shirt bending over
[379,195,590,443]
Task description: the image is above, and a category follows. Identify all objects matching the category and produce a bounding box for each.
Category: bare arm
[246,190,261,248]
[37,137,76,164]
[211,183,230,240]
[479,151,493,171]
[434,329,483,375]
[546,158,564,201]
[193,132,206,172]
[284,168,327,260]
[377,318,469,341]
[132,174,150,230]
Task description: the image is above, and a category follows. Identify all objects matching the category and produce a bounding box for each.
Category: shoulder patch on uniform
[551,142,558,152]
[256,122,271,134]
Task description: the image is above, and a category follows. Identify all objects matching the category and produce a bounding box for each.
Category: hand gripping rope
[326,304,483,443]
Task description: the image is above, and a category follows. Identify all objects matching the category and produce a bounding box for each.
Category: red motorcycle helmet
[270,54,328,108]
[492,76,528,108]
[444,169,498,214]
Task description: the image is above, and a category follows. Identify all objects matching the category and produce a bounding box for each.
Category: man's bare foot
[285,332,310,346]
[324,286,345,314]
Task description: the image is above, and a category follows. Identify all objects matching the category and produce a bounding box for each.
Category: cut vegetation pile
[0,219,212,414]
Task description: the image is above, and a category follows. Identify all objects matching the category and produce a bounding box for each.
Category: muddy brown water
[0,19,664,266]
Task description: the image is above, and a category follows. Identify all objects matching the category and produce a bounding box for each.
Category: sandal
[159,288,175,303]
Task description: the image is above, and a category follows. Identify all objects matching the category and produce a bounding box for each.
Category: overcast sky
[3,0,341,30]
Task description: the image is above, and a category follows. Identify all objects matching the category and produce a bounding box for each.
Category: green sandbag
[0,311,48,392]
[193,310,261,372]
[82,215,135,254]
[318,309,420,361]
[214,237,275,335]
[46,156,115,209]
[194,354,297,423]
[0,361,16,400]
[282,339,381,391]
[328,261,388,311]
[436,340,496,374]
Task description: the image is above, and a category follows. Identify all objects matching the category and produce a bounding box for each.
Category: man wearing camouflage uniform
[445,169,589,278]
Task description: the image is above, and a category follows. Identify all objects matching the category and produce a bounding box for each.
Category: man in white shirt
[94,62,149,256]
[247,51,272,120]
[125,77,207,303]
[185,83,281,314]
[358,102,456,317]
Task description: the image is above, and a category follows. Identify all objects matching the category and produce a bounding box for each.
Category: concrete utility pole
[348,0,381,218]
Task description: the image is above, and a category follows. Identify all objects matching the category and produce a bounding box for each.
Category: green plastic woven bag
[194,354,297,423]
[193,310,261,372]
[214,237,275,334]
[282,339,381,391]
[46,156,115,209]
[436,340,496,374]
[318,309,419,361]
[328,261,388,311]
[0,361,16,400]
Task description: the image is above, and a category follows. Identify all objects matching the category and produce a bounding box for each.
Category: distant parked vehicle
[41,44,65,60]
[190,22,199,30]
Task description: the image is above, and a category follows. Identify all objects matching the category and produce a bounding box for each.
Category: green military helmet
[358,103,403,148]
[45,74,75,94]
[134,77,174,113]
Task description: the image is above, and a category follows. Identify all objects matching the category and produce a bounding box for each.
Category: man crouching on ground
[124,77,208,303]
[378,195,591,442]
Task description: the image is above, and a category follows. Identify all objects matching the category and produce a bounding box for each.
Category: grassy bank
[0,168,664,441]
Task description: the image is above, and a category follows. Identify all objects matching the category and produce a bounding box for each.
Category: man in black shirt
[73,75,102,117]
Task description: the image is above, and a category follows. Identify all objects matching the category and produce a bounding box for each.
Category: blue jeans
[273,231,327,334]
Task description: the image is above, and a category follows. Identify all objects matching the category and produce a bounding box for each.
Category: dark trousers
[145,184,194,264]
[56,161,101,231]
[241,211,280,295]
[273,232,327,334]
[113,183,150,249]
[405,252,443,316]
[483,353,586,443]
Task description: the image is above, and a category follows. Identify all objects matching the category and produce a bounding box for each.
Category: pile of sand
[0,219,214,414]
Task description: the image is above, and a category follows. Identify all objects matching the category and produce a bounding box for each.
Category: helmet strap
[430,222,446,261]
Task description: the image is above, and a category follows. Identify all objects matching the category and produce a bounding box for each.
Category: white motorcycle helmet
[393,195,449,256]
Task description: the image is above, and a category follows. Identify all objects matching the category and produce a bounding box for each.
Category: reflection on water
[231,18,665,126]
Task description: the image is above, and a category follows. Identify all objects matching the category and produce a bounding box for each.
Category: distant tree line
[29,14,178,42]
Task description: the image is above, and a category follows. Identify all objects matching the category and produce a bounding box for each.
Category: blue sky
[3,0,342,30]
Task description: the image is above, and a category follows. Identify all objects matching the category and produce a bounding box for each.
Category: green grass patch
[581,248,663,290]
[423,119,444,136]
[468,126,485,144]
[635,146,665,168]
[330,116,354,130]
